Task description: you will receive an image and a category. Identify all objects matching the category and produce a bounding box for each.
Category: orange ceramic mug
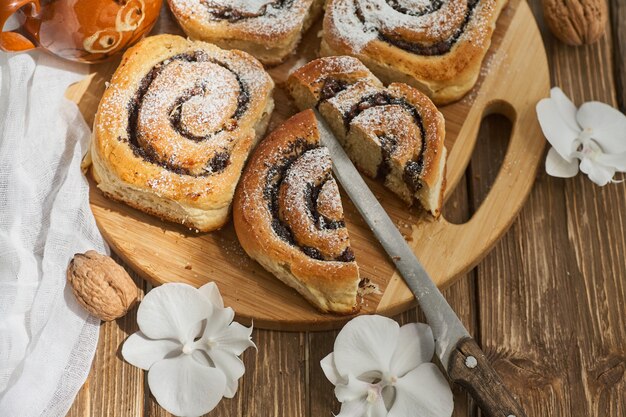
[0,0,162,63]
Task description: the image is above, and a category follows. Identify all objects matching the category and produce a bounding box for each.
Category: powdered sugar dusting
[328,0,492,53]
[279,147,350,259]
[170,0,310,37]
[327,81,382,114]
[317,178,343,220]
[204,0,275,14]
[139,60,239,141]
[96,41,273,185]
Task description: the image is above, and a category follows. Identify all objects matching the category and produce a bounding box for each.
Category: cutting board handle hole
[442,109,513,224]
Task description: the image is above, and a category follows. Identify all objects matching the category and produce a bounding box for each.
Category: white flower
[321,315,453,417]
[536,87,626,185]
[121,282,254,417]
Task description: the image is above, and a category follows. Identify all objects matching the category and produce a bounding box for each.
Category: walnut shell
[67,251,138,321]
[542,0,607,45]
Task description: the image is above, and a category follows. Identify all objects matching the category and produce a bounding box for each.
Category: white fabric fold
[0,51,107,417]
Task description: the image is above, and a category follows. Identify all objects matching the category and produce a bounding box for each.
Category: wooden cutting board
[67,0,549,330]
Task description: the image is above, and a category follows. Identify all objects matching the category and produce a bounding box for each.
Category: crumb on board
[358,278,381,297]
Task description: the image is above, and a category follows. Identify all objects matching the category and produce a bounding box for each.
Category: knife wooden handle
[447,337,526,417]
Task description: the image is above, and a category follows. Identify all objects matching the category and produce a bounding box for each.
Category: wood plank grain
[468,4,626,415]
[308,329,340,416]
[610,0,626,112]
[240,330,308,417]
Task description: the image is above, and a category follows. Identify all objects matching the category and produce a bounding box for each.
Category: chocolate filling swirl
[124,50,250,177]
[386,0,444,16]
[354,0,480,56]
[203,0,293,22]
[263,139,355,263]
[317,81,427,192]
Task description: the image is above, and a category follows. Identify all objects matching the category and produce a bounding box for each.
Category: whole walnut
[67,251,138,321]
[542,0,607,45]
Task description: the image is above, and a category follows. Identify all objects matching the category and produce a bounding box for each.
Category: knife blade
[314,109,526,417]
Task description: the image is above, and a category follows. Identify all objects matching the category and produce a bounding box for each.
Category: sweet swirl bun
[321,0,507,104]
[167,0,324,65]
[88,34,274,231]
[288,56,446,217]
[233,110,360,314]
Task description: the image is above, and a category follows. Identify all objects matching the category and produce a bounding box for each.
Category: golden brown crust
[321,0,508,104]
[90,34,274,232]
[287,56,446,216]
[233,110,361,314]
[167,0,324,65]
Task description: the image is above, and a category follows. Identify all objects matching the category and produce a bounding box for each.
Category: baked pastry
[321,0,508,104]
[167,0,324,66]
[287,56,446,217]
[87,34,274,232]
[233,110,360,314]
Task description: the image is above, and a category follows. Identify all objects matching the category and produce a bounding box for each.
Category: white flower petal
[211,321,255,356]
[580,157,616,186]
[536,95,580,160]
[577,102,626,154]
[225,378,240,400]
[369,395,388,417]
[203,306,235,339]
[595,151,626,171]
[148,354,226,417]
[382,385,395,409]
[388,363,454,417]
[191,349,212,367]
[390,323,435,377]
[336,398,367,417]
[198,282,224,308]
[335,375,371,402]
[550,87,580,131]
[122,332,180,371]
[321,353,344,385]
[138,283,211,342]
[545,147,579,178]
[335,388,387,417]
[334,315,399,378]
[206,348,245,398]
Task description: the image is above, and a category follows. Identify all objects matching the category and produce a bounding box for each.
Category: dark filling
[207,152,230,173]
[302,246,356,262]
[125,50,250,177]
[337,247,356,262]
[318,78,351,103]
[341,92,426,192]
[263,138,313,247]
[386,0,443,16]
[376,134,398,180]
[301,246,323,260]
[263,141,354,263]
[204,0,292,22]
[356,0,480,56]
[403,159,425,192]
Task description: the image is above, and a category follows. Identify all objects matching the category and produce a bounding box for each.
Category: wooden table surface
[68,0,626,415]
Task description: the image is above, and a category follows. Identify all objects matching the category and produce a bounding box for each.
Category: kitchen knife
[314,109,526,417]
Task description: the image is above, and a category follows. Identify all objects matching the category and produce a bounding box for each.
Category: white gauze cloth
[0,51,107,416]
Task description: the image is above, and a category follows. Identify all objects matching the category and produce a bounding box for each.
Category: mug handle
[0,0,41,52]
